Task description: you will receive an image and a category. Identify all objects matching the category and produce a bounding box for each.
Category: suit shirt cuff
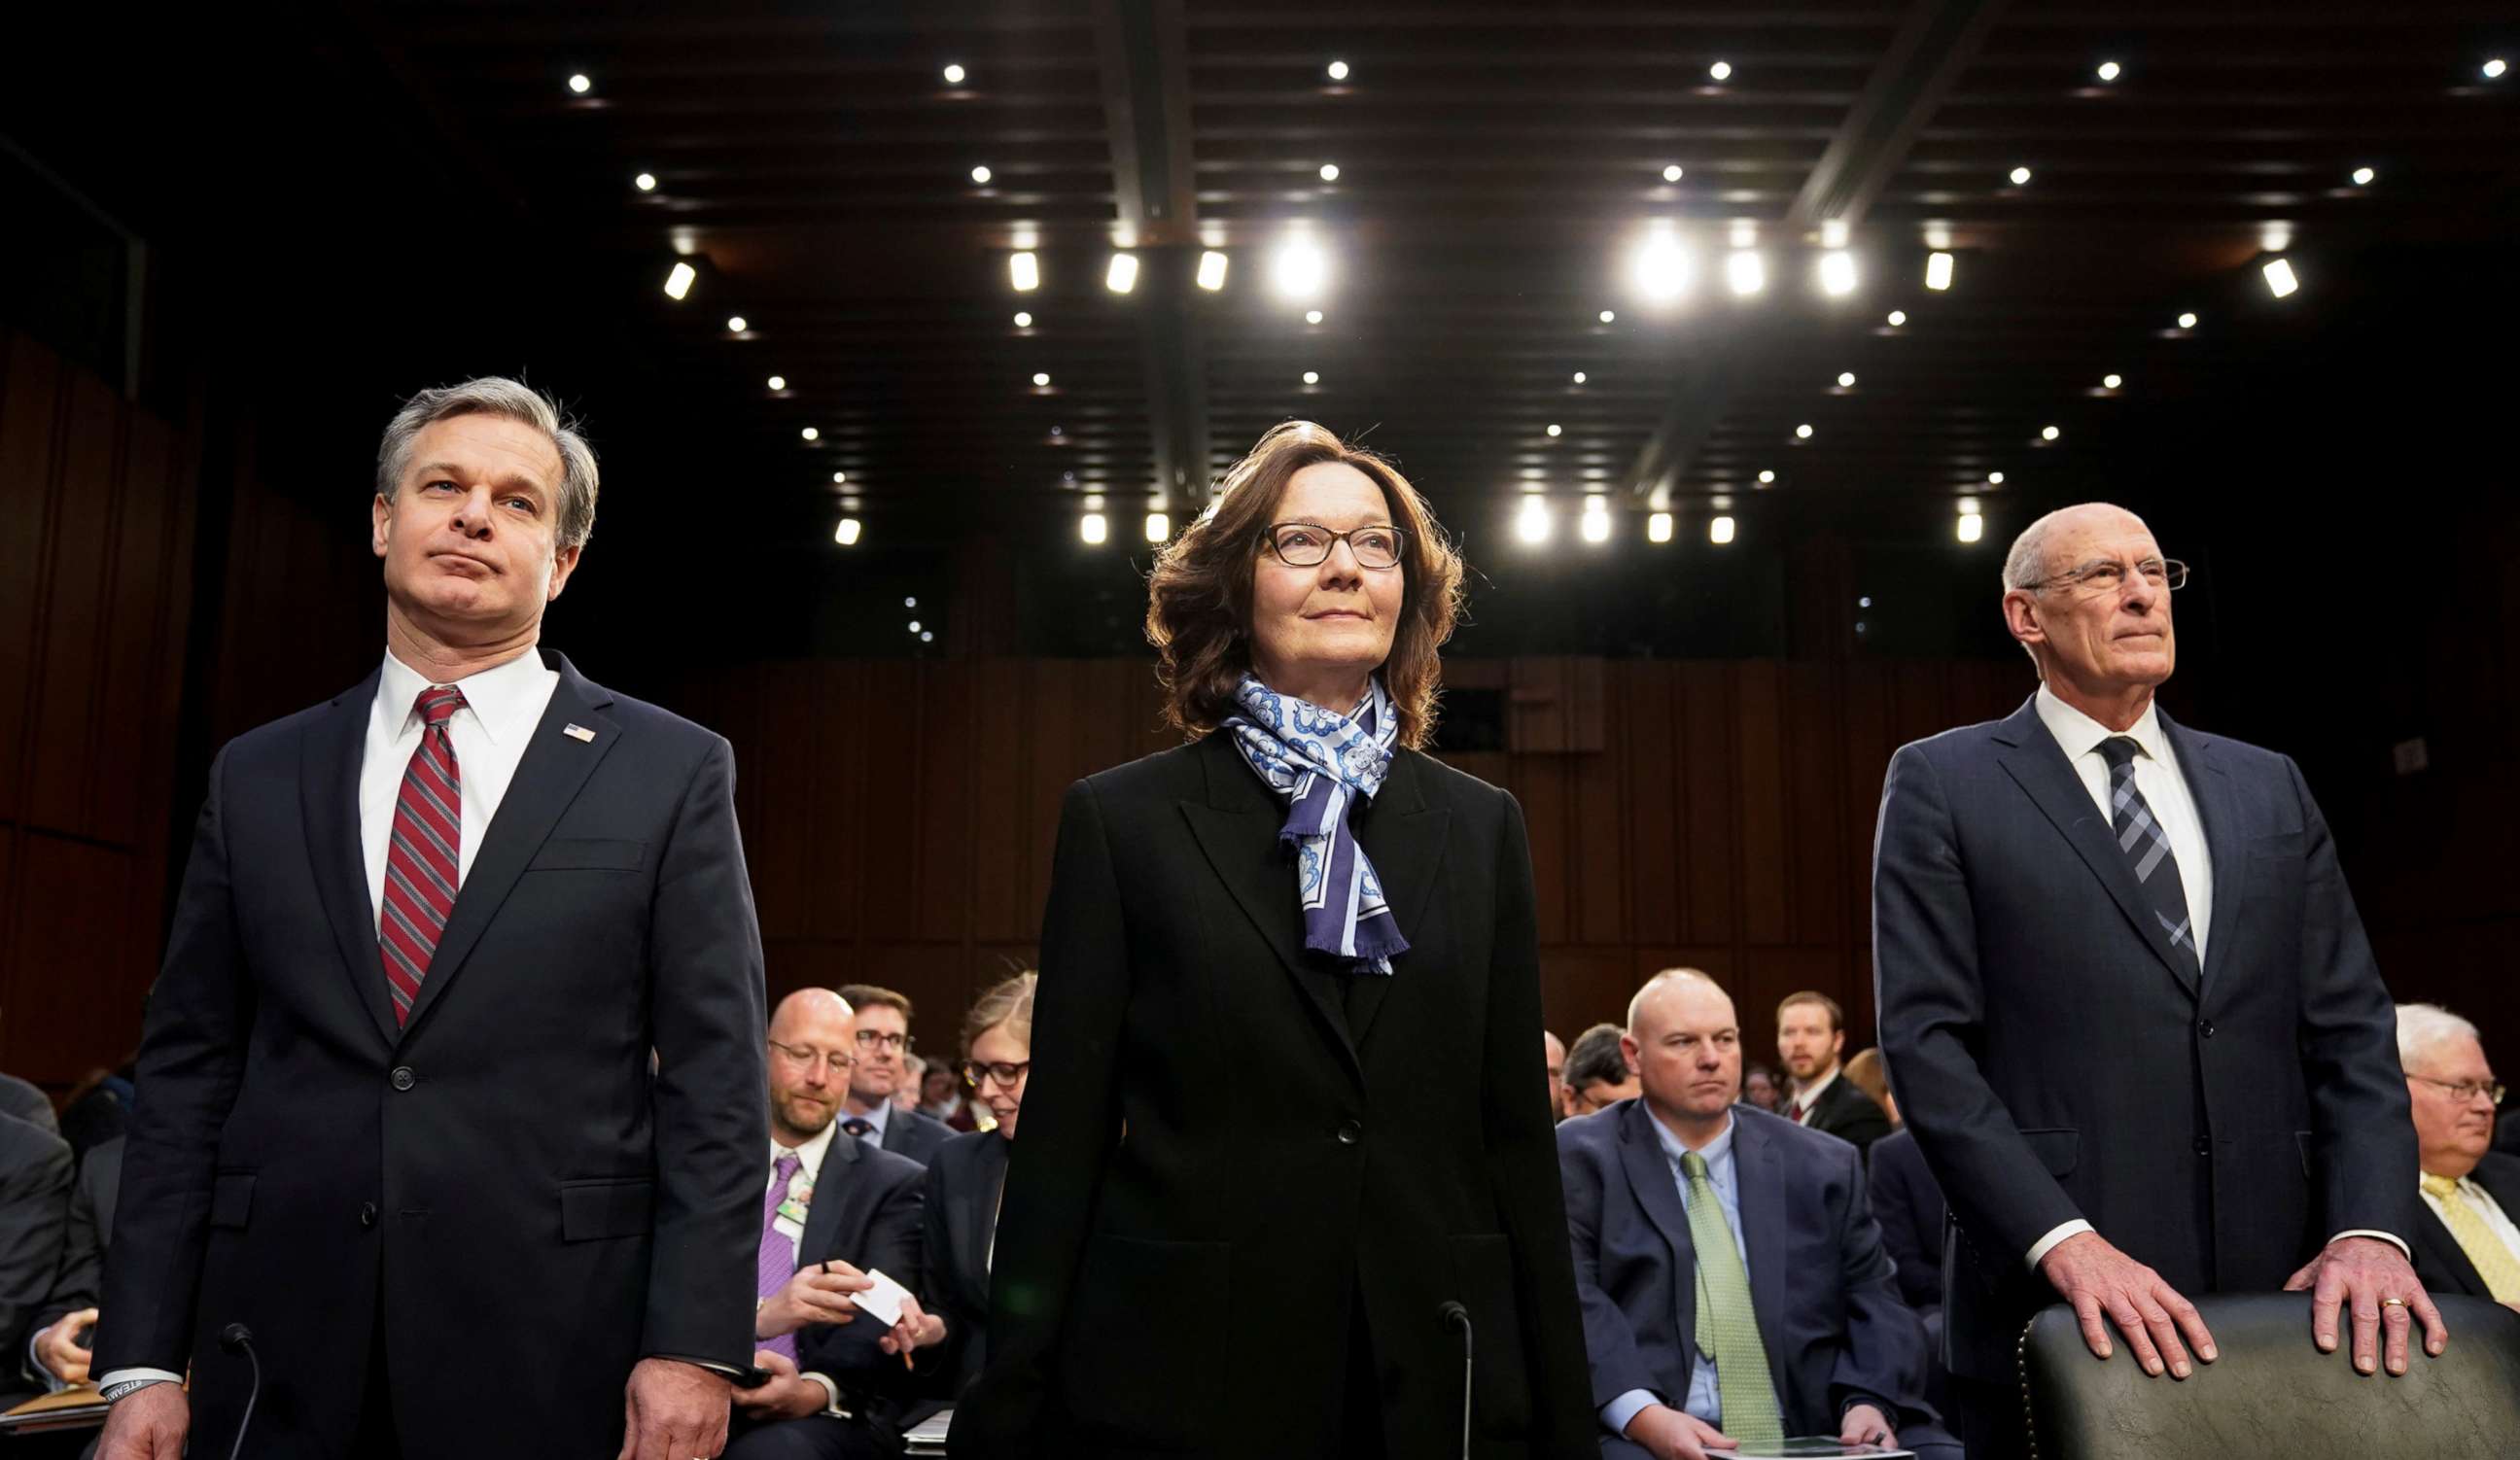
[1602,1388,1660,1438]
[98,1368,185,1399]
[645,1353,748,1381]
[2025,1219,2094,1271]
[2328,1229,2410,1261]
[26,1329,62,1393]
[802,1372,847,1416]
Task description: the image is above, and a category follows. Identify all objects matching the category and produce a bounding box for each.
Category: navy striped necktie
[2097,736,2199,978]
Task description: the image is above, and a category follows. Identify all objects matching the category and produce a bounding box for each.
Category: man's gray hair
[376,376,600,550]
[2396,1002,2481,1071]
[1999,503,2150,675]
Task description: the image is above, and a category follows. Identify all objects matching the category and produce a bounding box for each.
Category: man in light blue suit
[1558,969,1957,1460]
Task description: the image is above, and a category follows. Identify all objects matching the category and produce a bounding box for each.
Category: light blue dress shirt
[1601,1112,1765,1440]
[849,1095,892,1145]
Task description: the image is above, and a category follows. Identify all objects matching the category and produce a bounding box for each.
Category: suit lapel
[965,1135,1009,1290]
[301,668,401,1048]
[1732,1113,1792,1390]
[1344,749,1449,1051]
[1615,1099,1700,1366]
[800,1132,857,1266]
[2162,713,2248,993]
[399,653,620,1041]
[1992,698,2195,997]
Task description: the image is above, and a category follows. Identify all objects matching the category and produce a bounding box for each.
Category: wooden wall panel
[0,336,63,827]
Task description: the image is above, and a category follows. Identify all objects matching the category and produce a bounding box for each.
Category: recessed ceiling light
[1580,496,1612,544]
[1819,250,1857,295]
[1106,253,1139,293]
[907,621,923,635]
[1305,309,1324,324]
[1958,512,1985,543]
[1572,370,1588,384]
[942,63,967,86]
[833,471,849,484]
[1662,163,1685,183]
[2041,425,2061,441]
[1326,59,1350,82]
[2177,311,2198,330]
[766,374,787,391]
[1032,372,1051,387]
[568,73,592,94]
[2262,257,2299,297]
[1709,515,1736,544]
[970,164,993,185]
[921,631,934,643]
[1145,511,1172,541]
[2485,58,2507,80]
[2351,166,2376,187]
[834,517,861,546]
[1794,423,1813,439]
[2103,373,2123,390]
[1632,232,1693,300]
[2096,60,2121,83]
[1013,310,1033,328]
[1080,512,1108,545]
[1837,371,1857,388]
[1197,251,1229,291]
[800,426,819,441]
[1958,497,1981,515]
[1598,309,1617,324]
[663,261,695,300]
[1515,496,1553,544]
[1546,423,1563,437]
[1758,469,1776,484]
[1925,252,1954,291]
[1318,162,1341,182]
[1273,236,1329,299]
[1303,370,1320,385]
[633,172,657,191]
[1726,251,1766,295]
[1708,60,1732,82]
[2009,165,2033,186]
[726,315,748,333]
[1009,251,1040,292]
[1987,470,2006,485]
[1886,309,1908,327]
[1647,511,1673,544]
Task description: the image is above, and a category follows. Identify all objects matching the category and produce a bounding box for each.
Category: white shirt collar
[774,1117,840,1180]
[378,647,550,747]
[1793,1065,1838,1115]
[2035,681,2169,768]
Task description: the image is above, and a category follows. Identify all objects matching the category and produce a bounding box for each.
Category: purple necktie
[756,1153,803,1363]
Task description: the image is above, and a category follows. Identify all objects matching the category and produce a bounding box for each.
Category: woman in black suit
[958,422,1593,1459]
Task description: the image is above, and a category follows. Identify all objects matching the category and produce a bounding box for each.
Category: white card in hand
[854,1268,913,1327]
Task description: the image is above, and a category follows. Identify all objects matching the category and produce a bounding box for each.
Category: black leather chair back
[2019,1292,2520,1459]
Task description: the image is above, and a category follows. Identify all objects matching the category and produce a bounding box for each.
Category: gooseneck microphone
[218,1323,261,1460]
[1438,1301,1472,1460]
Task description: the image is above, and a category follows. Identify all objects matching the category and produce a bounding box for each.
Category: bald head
[766,989,856,1145]
[2002,503,2151,593]
[1999,501,2176,710]
[770,987,854,1044]
[1628,967,1734,1038]
[1624,969,1742,1132]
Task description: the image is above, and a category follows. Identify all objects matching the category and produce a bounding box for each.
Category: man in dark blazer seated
[1873,503,2442,1455]
[23,1135,121,1394]
[2393,1003,2520,1306]
[729,990,931,1459]
[0,1112,71,1408]
[833,986,953,1166]
[1559,970,1957,1460]
[1773,991,1891,1158]
[91,378,769,1460]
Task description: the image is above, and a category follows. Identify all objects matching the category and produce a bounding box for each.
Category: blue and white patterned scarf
[1220,674,1410,976]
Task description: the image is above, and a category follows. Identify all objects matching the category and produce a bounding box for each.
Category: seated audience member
[1741,1063,1783,1115]
[892,972,1036,1398]
[1858,1071,1952,1413]
[895,1055,928,1116]
[0,1072,56,1136]
[1775,991,1892,1157]
[1839,1049,1893,1127]
[23,1135,121,1394]
[0,1112,71,1408]
[54,1063,133,1159]
[917,1063,974,1132]
[836,985,954,1165]
[1564,1022,1642,1118]
[1558,970,1956,1460]
[731,990,935,1459]
[2397,1003,2520,1307]
[1547,1030,1570,1123]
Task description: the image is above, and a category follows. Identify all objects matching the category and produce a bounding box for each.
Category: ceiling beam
[1627,0,2008,503]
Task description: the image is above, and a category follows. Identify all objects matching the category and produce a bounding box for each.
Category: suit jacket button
[1336,1120,1363,1145]
[2192,1137,2211,1157]
[360,1201,378,1229]
[2197,1020,2216,1038]
[390,1065,416,1092]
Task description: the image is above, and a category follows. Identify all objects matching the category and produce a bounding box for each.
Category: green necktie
[1681,1150,1785,1446]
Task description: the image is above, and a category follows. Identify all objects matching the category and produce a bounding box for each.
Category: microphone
[1438,1302,1472,1460]
[218,1323,261,1460]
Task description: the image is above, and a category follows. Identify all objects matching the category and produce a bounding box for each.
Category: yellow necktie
[2422,1173,2520,1304]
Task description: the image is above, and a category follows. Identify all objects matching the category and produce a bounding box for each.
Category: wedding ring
[2381,1297,2407,1306]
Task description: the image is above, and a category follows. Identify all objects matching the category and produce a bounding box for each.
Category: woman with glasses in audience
[879,972,1034,1397]
[959,422,1593,1459]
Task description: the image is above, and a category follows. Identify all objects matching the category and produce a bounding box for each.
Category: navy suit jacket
[916,1129,1008,1400]
[1866,1129,1946,1319]
[95,651,769,1457]
[2409,1153,2520,1301]
[1556,1100,1939,1446]
[1872,695,2416,1379]
[876,1105,954,1167]
[787,1131,928,1420]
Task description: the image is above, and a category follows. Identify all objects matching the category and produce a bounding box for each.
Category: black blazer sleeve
[96,747,253,1373]
[641,738,772,1367]
[958,780,1129,1455]
[29,1139,112,1353]
[0,1119,71,1367]
[912,1150,984,1395]
[798,1155,927,1387]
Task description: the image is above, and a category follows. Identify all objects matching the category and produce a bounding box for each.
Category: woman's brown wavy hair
[1146,420,1465,749]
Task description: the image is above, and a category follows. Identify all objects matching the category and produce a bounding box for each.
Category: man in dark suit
[23,1135,121,1392]
[2394,1003,2520,1305]
[833,986,952,1166]
[1559,969,1956,1460]
[1873,503,2440,1455]
[92,378,768,1460]
[1867,1126,1948,1326]
[1774,992,1891,1157]
[730,990,931,1459]
[0,1112,72,1408]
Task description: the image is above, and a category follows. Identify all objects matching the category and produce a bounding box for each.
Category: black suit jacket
[1867,1129,1946,1318]
[1801,1075,1892,1157]
[874,1105,953,1167]
[26,1135,119,1376]
[961,734,1594,1459]
[1557,1101,1948,1451]
[0,1114,71,1404]
[2409,1153,2520,1300]
[95,650,769,1457]
[1872,696,2416,1380]
[787,1132,928,1419]
[916,1129,1008,1399]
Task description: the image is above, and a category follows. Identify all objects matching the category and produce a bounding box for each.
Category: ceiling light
[1080,512,1108,544]
[2096,60,2121,83]
[1196,251,1229,291]
[2177,311,2198,330]
[663,261,696,300]
[2485,58,2507,80]
[1106,253,1139,293]
[1925,252,1954,291]
[1647,511,1674,543]
[1305,309,1324,324]
[1326,59,1350,81]
[1795,423,1813,439]
[1757,469,1775,484]
[1708,60,1732,82]
[1598,309,1617,324]
[2262,257,2299,297]
[2009,166,2033,186]
[2041,425,2061,441]
[970,164,993,185]
[2351,166,2376,187]
[902,597,916,610]
[834,517,861,546]
[1082,494,1103,511]
[1632,231,1693,300]
[1273,236,1329,299]
[1726,251,1766,295]
[1987,470,2006,485]
[799,426,819,441]
[1820,219,1851,250]
[1572,371,1588,384]
[1515,496,1553,544]
[921,631,934,643]
[1580,497,1612,543]
[1662,163,1685,183]
[1886,309,1907,327]
[1837,371,1857,388]
[726,315,748,333]
[568,73,592,94]
[1318,163,1342,183]
[1032,372,1051,387]
[1303,370,1320,385]
[766,375,787,391]
[2102,373,2122,390]
[942,63,966,86]
[1013,311,1032,328]
[1958,512,1984,543]
[1819,250,1857,296]
[1546,423,1562,437]
[1708,515,1736,545]
[1009,251,1040,292]
[908,620,923,635]
[1145,511,1172,541]
[1958,497,1981,514]
[634,172,657,191]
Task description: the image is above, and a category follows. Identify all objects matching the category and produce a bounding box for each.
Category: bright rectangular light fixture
[1580,497,1612,543]
[1009,251,1040,292]
[833,517,862,546]
[1725,251,1765,295]
[1273,237,1329,299]
[1925,252,1954,291]
[1106,253,1139,294]
[663,261,696,300]
[1196,251,1229,291]
[1144,511,1171,541]
[1647,511,1674,544]
[1708,515,1737,545]
[1957,512,1984,543]
[1515,496,1553,544]
[1632,233,1693,300]
[1080,512,1108,544]
[1819,251,1857,296]
[2261,257,2299,297]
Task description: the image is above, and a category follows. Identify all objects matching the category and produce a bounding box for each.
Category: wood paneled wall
[670,656,2029,1058]
[0,328,198,1088]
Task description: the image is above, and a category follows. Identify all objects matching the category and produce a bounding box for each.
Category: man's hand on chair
[2038,1231,2217,1377]
[2285,1234,2446,1376]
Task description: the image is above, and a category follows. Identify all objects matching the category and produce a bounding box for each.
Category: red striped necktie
[379,685,466,1025]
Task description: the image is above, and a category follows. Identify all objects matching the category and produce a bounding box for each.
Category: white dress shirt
[1788,1066,1841,1125]
[766,1123,858,1416]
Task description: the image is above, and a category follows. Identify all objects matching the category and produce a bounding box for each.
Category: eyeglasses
[854,1029,914,1055]
[1262,522,1408,570]
[767,1038,856,1077]
[2410,1073,2506,1106]
[962,1060,1032,1090]
[2016,556,2190,597]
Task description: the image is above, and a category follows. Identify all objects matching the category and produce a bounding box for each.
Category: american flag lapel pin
[564,723,597,743]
